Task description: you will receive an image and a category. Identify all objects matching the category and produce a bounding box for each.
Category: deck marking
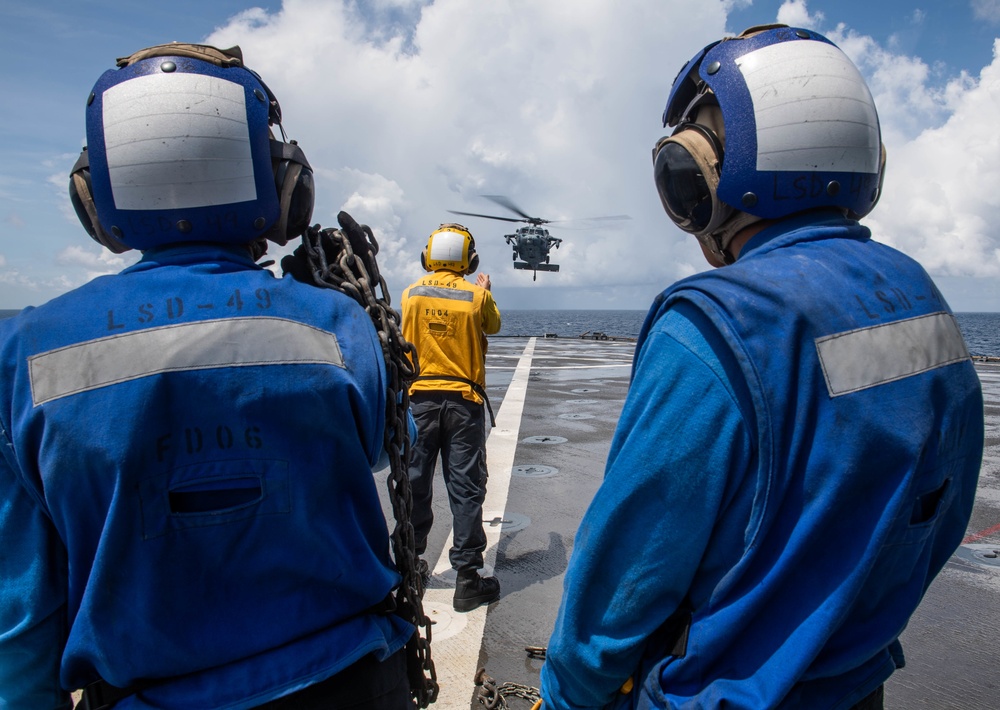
[532,363,629,370]
[963,521,1000,544]
[425,337,536,708]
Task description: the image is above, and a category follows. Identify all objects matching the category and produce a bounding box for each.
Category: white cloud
[56,244,133,282]
[0,270,34,287]
[651,0,1000,290]
[10,0,997,312]
[776,0,825,29]
[0,245,133,308]
[202,0,728,308]
[778,9,1000,282]
[864,38,1000,278]
[828,26,970,145]
[48,165,83,225]
[370,0,425,8]
[187,0,1000,308]
[972,0,1000,24]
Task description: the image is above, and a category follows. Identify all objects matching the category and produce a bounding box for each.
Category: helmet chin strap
[698,210,762,265]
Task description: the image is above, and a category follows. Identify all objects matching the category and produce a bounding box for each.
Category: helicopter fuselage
[505,226,562,270]
[448,195,628,280]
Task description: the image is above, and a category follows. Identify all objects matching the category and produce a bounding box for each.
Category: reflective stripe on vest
[28,317,344,406]
[407,285,475,302]
[815,312,969,397]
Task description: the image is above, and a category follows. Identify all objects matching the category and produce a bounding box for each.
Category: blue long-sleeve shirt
[542,215,982,710]
[0,244,412,709]
[542,302,753,710]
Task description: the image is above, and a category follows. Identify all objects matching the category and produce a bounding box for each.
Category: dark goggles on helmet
[652,123,730,236]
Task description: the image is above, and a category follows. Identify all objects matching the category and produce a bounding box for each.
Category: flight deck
[405,336,1000,710]
[60,336,999,708]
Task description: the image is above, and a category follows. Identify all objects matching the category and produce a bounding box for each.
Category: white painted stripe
[103,72,257,210]
[815,312,969,397]
[29,317,344,406]
[424,337,536,707]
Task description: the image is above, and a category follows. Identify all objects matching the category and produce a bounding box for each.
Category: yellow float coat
[401,270,501,404]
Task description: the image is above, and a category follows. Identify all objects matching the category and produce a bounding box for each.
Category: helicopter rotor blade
[549,215,632,224]
[447,210,524,224]
[481,195,549,224]
[546,214,632,230]
[452,197,629,229]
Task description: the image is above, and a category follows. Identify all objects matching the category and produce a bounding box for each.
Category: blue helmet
[652,25,886,263]
[69,43,313,253]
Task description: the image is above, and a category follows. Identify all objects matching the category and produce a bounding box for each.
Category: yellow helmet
[421,223,478,273]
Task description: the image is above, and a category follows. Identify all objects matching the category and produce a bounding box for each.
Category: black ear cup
[68,148,131,254]
[284,165,314,239]
[465,235,479,274]
[653,123,729,236]
[420,250,429,271]
[267,140,315,246]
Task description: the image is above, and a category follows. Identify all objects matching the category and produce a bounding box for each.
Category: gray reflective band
[815,312,970,397]
[408,286,474,302]
[29,317,344,406]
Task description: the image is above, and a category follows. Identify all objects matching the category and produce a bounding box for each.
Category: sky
[3,0,1000,312]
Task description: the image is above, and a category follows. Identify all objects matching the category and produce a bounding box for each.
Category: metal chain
[474,669,542,709]
[298,223,438,707]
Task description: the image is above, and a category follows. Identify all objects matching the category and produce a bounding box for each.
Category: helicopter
[448,195,630,280]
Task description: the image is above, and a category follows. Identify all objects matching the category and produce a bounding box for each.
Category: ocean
[501,310,1000,357]
[499,310,647,339]
[3,308,1000,356]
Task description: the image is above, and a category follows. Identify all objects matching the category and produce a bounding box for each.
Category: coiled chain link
[298,223,439,707]
[474,668,542,709]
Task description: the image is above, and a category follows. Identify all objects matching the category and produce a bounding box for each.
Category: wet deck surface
[398,337,1000,709]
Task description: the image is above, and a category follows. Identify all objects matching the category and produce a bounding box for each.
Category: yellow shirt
[401,270,501,403]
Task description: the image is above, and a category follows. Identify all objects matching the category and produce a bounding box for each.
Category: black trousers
[408,391,489,571]
[850,684,884,710]
[252,648,411,709]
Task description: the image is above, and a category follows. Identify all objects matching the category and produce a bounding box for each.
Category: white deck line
[424,337,536,708]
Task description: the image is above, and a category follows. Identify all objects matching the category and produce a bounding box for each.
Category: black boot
[453,569,500,612]
[416,558,431,590]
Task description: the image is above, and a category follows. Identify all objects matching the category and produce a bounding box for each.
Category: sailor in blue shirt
[0,44,412,709]
[541,26,983,710]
